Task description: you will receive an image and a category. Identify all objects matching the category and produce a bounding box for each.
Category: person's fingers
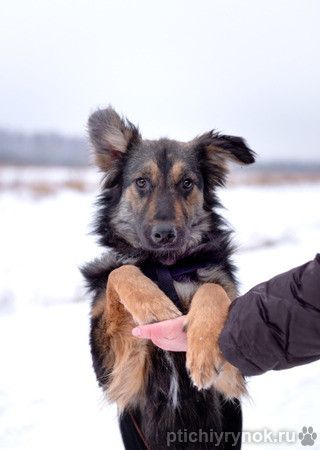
[132,316,185,339]
[131,321,161,339]
[132,316,187,352]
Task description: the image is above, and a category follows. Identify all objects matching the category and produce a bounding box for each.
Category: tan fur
[101,111,135,153]
[125,184,143,206]
[123,159,206,230]
[103,128,128,153]
[91,295,106,318]
[147,161,160,185]
[97,265,181,411]
[107,265,181,324]
[132,161,160,186]
[105,308,149,411]
[91,292,145,410]
[185,187,204,212]
[92,132,129,170]
[171,161,186,183]
[94,266,244,409]
[170,161,206,225]
[91,112,137,170]
[206,145,229,170]
[185,283,246,398]
[124,162,160,223]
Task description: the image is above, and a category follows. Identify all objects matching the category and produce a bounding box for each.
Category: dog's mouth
[157,252,179,265]
[143,245,182,265]
[140,240,182,253]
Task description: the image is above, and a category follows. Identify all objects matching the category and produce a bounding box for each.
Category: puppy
[82,107,255,449]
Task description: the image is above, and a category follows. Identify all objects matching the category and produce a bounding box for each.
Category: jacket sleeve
[219,254,320,376]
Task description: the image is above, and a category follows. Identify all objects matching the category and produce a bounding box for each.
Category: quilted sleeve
[219,254,320,376]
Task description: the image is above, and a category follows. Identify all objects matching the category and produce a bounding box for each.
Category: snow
[0,175,320,449]
[0,302,121,450]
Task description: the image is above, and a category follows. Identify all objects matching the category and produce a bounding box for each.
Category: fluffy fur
[81,106,255,449]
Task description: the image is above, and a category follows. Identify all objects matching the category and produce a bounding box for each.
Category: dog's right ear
[88,107,140,171]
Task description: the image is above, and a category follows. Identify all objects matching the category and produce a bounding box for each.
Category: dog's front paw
[142,296,182,324]
[186,321,246,397]
[185,318,222,389]
[213,360,247,399]
[108,265,182,325]
[185,283,247,399]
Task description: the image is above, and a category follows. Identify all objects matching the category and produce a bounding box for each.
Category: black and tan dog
[82,107,255,449]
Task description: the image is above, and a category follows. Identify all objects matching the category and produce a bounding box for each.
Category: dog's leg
[91,264,181,411]
[185,283,246,398]
[91,290,148,411]
[107,265,182,324]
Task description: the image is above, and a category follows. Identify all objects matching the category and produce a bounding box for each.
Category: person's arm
[219,254,320,376]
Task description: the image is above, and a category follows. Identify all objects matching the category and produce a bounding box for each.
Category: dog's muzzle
[150,223,177,246]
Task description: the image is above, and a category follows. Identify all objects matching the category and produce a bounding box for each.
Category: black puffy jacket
[219,254,320,376]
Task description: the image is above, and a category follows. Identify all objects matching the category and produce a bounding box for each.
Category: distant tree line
[1,128,320,170]
[0,129,89,166]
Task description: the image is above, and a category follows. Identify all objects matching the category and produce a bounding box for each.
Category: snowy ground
[0,173,320,449]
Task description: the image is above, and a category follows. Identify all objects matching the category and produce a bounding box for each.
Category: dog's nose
[151,224,177,245]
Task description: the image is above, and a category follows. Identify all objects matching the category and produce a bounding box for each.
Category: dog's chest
[172,265,236,309]
[173,279,200,309]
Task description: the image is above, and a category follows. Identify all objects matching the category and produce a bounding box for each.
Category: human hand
[132,316,187,352]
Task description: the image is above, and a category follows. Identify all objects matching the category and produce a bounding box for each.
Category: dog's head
[88,107,255,262]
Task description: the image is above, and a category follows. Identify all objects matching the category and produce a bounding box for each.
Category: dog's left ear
[88,106,141,171]
[194,130,255,167]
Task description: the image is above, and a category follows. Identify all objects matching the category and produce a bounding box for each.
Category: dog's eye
[135,177,148,189]
[182,178,194,190]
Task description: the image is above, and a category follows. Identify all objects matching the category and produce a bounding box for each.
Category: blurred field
[1,165,320,196]
[0,166,98,196]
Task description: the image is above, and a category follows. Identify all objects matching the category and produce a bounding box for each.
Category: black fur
[81,107,255,449]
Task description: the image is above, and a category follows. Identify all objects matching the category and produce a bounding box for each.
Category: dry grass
[228,170,320,186]
[0,165,320,197]
[0,166,98,197]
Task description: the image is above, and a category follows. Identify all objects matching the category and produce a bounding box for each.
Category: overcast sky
[0,0,319,161]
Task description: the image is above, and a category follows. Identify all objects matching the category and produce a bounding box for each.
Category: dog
[81,107,255,449]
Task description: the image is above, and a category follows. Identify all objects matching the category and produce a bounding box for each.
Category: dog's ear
[88,107,141,171]
[193,130,255,188]
[194,130,255,167]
